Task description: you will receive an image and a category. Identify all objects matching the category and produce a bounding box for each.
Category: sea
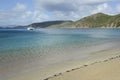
[1,28,120,80]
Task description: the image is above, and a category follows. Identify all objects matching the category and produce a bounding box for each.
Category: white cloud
[32,11,50,22]
[116,4,120,12]
[13,3,27,12]
[0,0,120,26]
[91,3,113,14]
[0,3,33,26]
[36,0,117,6]
[34,0,119,22]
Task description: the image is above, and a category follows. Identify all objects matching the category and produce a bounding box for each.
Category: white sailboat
[27,26,34,30]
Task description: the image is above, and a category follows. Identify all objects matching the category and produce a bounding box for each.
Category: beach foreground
[8,47,120,80]
[48,55,120,80]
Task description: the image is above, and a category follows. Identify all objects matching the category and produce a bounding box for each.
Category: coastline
[8,43,120,80]
[1,29,120,80]
[45,46,120,80]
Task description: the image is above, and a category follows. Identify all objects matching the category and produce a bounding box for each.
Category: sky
[0,0,120,26]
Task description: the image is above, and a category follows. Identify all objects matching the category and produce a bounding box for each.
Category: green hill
[14,20,72,29]
[62,13,120,28]
[28,20,72,28]
[8,13,120,29]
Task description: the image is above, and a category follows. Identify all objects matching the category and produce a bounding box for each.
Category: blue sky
[0,0,34,11]
[0,0,120,26]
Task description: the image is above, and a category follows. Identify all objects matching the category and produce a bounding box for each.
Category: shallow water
[0,28,120,79]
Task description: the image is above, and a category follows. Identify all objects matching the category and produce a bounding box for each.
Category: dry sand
[48,55,120,80]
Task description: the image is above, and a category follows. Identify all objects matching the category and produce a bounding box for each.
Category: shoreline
[7,42,120,80]
[1,28,120,80]
[45,54,120,80]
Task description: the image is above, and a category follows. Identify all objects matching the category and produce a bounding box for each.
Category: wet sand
[7,44,120,80]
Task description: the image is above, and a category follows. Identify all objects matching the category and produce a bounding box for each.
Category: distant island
[1,12,120,29]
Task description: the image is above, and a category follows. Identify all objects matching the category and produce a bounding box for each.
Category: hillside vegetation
[62,13,120,28]
[6,13,120,29]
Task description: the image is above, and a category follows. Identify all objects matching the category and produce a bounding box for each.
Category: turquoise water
[1,28,120,79]
[0,29,120,63]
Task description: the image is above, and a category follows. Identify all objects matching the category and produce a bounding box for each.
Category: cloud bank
[0,0,120,26]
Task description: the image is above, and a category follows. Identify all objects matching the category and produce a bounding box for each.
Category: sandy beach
[7,44,120,80]
[48,54,120,80]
